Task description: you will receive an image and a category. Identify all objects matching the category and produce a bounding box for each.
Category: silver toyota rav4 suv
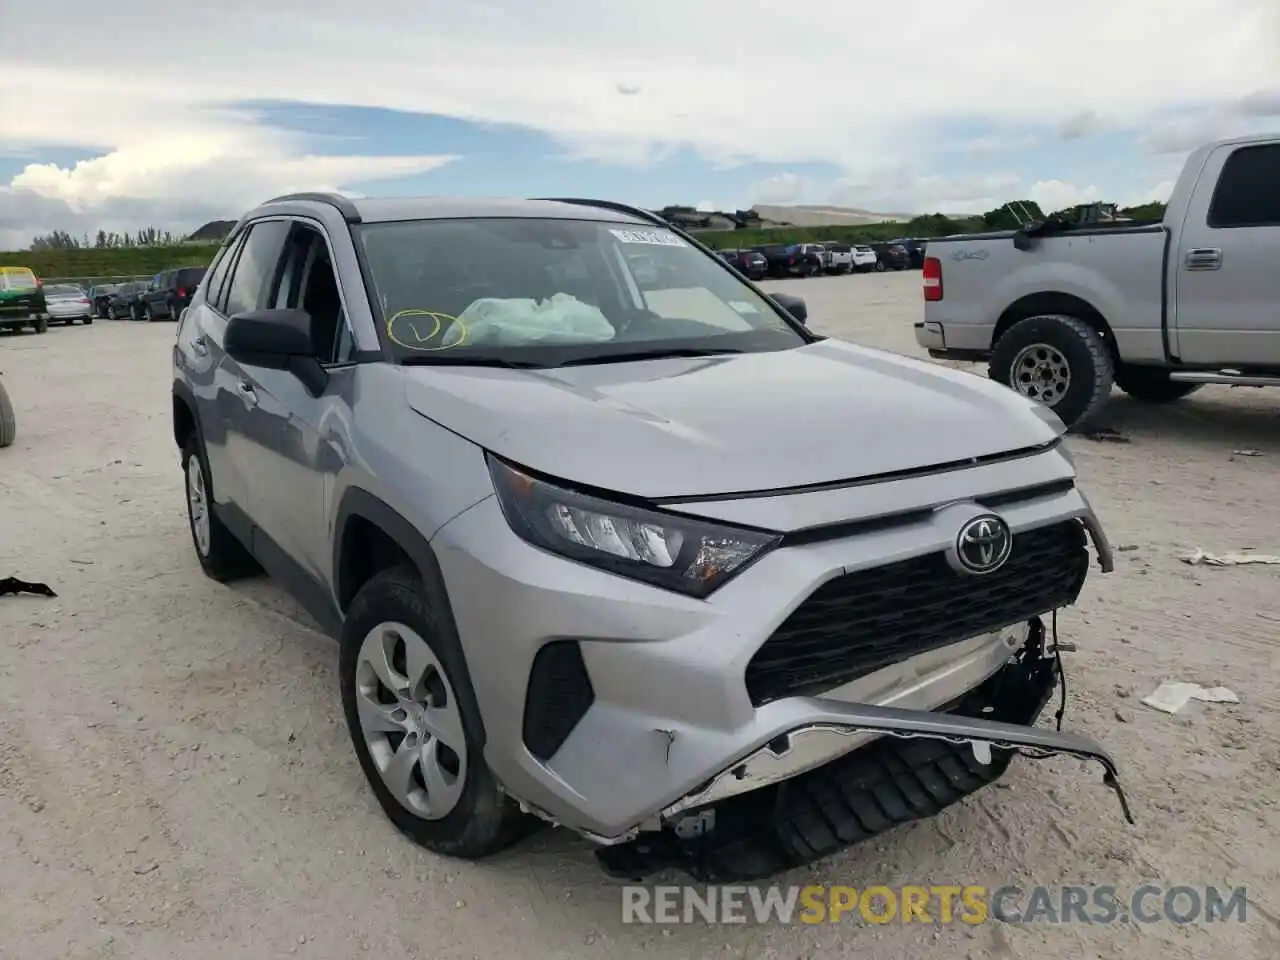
[172,193,1131,880]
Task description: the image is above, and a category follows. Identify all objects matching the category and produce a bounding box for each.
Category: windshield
[355,218,806,365]
[0,268,37,291]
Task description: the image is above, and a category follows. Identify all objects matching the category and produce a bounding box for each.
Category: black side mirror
[772,293,808,325]
[225,308,328,396]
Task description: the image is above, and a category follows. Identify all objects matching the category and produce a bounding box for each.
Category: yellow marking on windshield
[386,309,468,351]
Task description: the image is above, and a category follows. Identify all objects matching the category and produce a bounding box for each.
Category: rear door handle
[1184,247,1223,270]
[236,381,259,407]
[191,335,208,356]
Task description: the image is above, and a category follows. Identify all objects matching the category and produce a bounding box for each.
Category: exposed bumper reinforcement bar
[596,646,1132,882]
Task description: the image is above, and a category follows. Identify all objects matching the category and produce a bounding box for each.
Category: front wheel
[340,568,530,858]
[988,314,1114,429]
[1114,365,1203,403]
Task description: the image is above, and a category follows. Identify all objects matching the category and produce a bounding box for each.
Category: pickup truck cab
[820,242,855,274]
[917,133,1280,428]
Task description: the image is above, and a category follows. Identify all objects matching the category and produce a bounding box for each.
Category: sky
[1,0,1278,250]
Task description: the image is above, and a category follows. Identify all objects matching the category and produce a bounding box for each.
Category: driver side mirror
[771,293,808,325]
[224,308,328,396]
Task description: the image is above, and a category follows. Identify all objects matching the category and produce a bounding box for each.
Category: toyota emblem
[955,514,1013,574]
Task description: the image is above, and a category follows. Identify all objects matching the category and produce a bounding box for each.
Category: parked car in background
[43,284,95,325]
[820,242,855,274]
[139,266,208,321]
[106,281,150,320]
[851,244,878,272]
[88,283,120,318]
[869,242,910,271]
[752,244,809,278]
[918,132,1280,429]
[890,238,928,269]
[718,249,768,280]
[793,243,831,276]
[0,266,49,333]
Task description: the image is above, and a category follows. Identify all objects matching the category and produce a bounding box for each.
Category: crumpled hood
[402,339,1062,499]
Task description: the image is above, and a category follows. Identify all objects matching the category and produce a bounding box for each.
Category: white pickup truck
[916,133,1280,428]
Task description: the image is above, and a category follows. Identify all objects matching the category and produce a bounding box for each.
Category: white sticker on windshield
[728,301,759,314]
[609,228,687,247]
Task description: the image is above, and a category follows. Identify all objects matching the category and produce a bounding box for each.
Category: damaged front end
[596,617,1132,882]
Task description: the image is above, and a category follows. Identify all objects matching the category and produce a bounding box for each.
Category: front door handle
[236,381,258,407]
[1184,247,1223,270]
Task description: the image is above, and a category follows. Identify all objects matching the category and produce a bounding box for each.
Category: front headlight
[487,455,780,598]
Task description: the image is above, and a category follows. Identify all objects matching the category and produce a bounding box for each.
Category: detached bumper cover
[596,650,1132,881]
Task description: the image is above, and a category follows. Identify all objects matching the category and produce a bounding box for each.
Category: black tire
[33,316,48,334]
[1114,365,1203,403]
[83,316,93,325]
[874,260,886,272]
[340,567,530,859]
[989,314,1114,429]
[182,433,259,581]
[0,379,14,448]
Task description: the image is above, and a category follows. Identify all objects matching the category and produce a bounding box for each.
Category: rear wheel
[183,433,259,581]
[1114,365,1203,403]
[989,314,1114,429]
[874,261,886,272]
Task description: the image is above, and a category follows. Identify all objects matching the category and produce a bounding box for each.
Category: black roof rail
[262,192,362,223]
[533,197,670,229]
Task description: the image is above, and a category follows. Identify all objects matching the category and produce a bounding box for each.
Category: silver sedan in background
[43,284,95,326]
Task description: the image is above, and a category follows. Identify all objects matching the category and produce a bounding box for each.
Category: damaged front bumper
[597,629,1132,881]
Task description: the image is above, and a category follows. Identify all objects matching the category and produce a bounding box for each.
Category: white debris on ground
[1140,681,1240,715]
[1180,549,1280,566]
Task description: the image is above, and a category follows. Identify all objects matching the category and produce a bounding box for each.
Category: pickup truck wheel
[340,568,531,859]
[989,314,1114,429]
[183,435,259,581]
[1114,365,1203,403]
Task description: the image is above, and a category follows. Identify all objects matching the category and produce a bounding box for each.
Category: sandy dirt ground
[1,271,1279,959]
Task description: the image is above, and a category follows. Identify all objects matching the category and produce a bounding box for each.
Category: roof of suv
[256,195,653,226]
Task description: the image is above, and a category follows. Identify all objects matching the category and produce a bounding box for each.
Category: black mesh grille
[522,640,595,762]
[745,520,1089,705]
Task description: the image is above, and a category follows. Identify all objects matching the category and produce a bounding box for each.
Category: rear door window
[1208,144,1280,228]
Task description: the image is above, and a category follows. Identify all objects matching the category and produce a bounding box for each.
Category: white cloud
[1028,180,1103,213]
[1,0,1278,244]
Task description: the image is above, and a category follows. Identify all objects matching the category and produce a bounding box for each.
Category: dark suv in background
[106,281,150,320]
[869,242,910,271]
[717,249,768,280]
[888,238,927,269]
[139,266,208,321]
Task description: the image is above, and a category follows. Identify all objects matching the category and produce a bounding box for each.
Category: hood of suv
[402,339,1062,499]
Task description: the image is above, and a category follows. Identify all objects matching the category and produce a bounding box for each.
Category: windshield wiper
[398,354,549,369]
[554,347,743,367]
